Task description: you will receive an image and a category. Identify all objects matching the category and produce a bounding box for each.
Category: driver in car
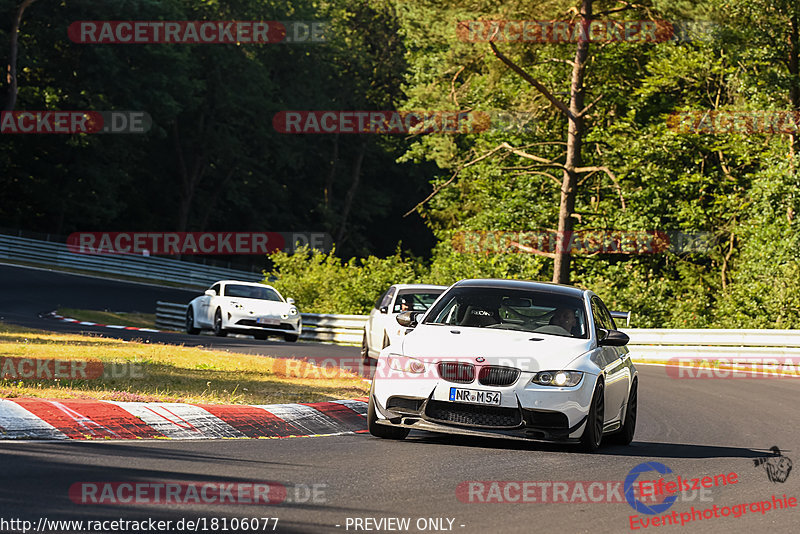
[550,307,577,334]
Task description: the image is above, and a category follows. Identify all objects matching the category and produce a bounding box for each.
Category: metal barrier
[0,234,260,287]
[622,329,800,362]
[156,302,367,344]
[156,301,800,360]
[155,302,189,330]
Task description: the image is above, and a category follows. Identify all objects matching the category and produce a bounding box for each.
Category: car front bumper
[224,311,302,336]
[371,370,599,442]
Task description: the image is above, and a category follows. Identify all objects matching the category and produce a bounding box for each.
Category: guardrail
[623,329,800,362]
[156,302,799,360]
[156,301,367,344]
[0,234,260,287]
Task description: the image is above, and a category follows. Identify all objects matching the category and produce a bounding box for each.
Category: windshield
[223,284,282,302]
[423,286,588,338]
[393,291,443,313]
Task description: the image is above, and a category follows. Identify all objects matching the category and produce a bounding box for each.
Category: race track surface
[1,264,798,533]
[0,263,360,365]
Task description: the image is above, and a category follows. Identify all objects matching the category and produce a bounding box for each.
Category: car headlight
[531,371,583,387]
[387,354,427,374]
[289,307,298,316]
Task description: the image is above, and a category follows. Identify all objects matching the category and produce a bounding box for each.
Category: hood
[399,324,593,373]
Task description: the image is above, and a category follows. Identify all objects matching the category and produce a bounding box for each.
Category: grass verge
[57,308,158,330]
[0,322,368,404]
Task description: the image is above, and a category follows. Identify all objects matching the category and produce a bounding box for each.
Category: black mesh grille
[235,320,293,330]
[438,362,475,383]
[425,400,522,428]
[478,366,521,387]
[386,397,424,413]
[522,409,570,429]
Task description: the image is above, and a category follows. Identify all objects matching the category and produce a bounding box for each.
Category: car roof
[214,280,273,288]
[391,284,448,291]
[451,278,587,298]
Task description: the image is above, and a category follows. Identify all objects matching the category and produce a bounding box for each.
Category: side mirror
[396,311,419,328]
[379,305,389,314]
[204,289,216,297]
[287,298,295,305]
[598,328,629,347]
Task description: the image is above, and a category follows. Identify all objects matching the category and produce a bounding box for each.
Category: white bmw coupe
[368,279,637,451]
[186,280,301,342]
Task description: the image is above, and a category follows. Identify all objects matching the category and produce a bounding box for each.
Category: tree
[3,0,37,111]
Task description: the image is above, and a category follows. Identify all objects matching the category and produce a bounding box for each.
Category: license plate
[449,387,501,405]
[256,317,279,325]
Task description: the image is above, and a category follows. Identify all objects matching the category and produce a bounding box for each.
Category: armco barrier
[0,234,260,287]
[156,301,367,344]
[156,301,799,359]
[624,329,800,361]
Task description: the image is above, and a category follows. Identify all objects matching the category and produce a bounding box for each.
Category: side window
[591,297,608,333]
[374,289,388,309]
[211,283,221,296]
[379,288,396,309]
[598,299,618,330]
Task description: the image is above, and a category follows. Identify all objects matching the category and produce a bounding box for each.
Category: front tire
[213,308,228,337]
[367,384,409,440]
[580,379,604,452]
[609,379,637,446]
[185,307,200,335]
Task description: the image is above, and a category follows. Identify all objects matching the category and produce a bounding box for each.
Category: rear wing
[610,311,631,328]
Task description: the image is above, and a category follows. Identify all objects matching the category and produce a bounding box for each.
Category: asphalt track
[1,264,798,533]
[0,263,362,370]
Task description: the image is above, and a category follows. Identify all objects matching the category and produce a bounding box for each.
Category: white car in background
[186,280,301,342]
[361,284,447,363]
[368,279,637,451]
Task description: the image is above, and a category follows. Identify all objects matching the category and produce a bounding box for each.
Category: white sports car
[368,279,637,451]
[361,284,448,363]
[185,280,301,342]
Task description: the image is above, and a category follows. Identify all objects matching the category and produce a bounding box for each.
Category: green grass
[0,323,368,404]
[57,308,158,329]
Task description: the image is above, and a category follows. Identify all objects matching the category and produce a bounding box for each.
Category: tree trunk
[173,121,206,233]
[335,138,368,245]
[4,0,38,111]
[324,134,339,209]
[553,0,592,284]
[788,11,799,160]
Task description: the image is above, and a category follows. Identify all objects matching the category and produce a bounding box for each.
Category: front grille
[386,396,424,414]
[236,320,294,330]
[478,366,521,387]
[438,362,475,383]
[425,400,522,428]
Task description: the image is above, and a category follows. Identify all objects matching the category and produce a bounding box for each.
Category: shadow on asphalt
[398,433,773,459]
